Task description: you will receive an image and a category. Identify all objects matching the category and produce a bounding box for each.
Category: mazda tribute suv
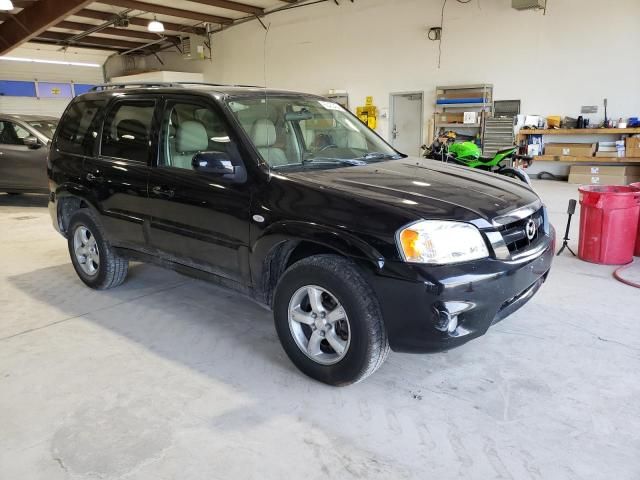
[48,83,554,385]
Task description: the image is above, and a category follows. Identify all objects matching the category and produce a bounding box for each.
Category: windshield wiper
[354,152,403,161]
[302,158,367,166]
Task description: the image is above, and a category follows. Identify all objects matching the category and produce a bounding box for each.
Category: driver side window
[160,102,238,170]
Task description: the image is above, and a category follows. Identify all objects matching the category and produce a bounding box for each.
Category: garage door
[0,56,104,117]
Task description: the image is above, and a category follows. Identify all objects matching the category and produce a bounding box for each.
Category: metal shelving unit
[434,84,494,142]
[483,117,515,158]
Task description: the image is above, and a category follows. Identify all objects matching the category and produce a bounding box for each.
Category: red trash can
[630,182,640,256]
[578,185,640,265]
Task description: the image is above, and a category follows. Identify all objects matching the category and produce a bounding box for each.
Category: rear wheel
[501,167,531,184]
[273,254,389,386]
[67,209,129,290]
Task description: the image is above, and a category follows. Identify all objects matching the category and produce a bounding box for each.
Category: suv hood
[282,158,541,228]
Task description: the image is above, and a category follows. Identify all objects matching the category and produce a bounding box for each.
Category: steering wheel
[318,143,338,152]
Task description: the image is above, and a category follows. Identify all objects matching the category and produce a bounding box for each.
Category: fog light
[433,307,458,333]
[432,301,474,333]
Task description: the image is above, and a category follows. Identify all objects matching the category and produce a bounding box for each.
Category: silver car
[0,114,58,194]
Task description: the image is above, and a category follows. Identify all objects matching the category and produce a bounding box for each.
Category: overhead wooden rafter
[73,9,206,35]
[186,0,264,15]
[9,0,40,7]
[55,20,177,42]
[34,30,176,52]
[104,0,234,25]
[0,0,94,55]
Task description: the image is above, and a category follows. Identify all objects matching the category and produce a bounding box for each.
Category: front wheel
[501,167,531,185]
[273,254,389,386]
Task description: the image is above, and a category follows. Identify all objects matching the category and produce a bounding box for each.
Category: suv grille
[500,208,544,254]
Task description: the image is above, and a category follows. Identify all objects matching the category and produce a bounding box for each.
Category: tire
[273,254,389,386]
[501,167,530,185]
[67,209,129,290]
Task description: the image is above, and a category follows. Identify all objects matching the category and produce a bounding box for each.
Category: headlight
[397,220,489,264]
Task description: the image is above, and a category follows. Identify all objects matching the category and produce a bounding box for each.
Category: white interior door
[390,92,423,157]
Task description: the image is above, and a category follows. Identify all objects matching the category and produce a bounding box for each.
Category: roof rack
[90,82,264,91]
[175,82,264,88]
[90,82,176,91]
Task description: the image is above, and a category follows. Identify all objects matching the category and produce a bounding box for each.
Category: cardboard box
[595,151,619,158]
[568,174,640,185]
[438,113,465,123]
[626,137,640,157]
[570,165,640,176]
[545,143,596,157]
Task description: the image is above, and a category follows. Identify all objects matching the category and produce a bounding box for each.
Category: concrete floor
[1,180,638,480]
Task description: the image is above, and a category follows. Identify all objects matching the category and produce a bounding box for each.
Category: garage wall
[153,0,640,143]
[0,43,106,117]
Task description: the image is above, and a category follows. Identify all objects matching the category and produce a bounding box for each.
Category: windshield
[227,95,403,169]
[27,120,58,139]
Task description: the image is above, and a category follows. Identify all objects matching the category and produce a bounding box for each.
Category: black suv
[48,83,554,386]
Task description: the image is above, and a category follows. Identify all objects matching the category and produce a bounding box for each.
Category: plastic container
[578,185,640,265]
[630,182,640,256]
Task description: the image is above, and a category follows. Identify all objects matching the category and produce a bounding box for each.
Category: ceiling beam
[30,38,127,52]
[186,0,263,16]
[75,9,206,35]
[36,30,156,50]
[10,0,39,7]
[0,0,94,55]
[55,20,175,42]
[101,0,233,24]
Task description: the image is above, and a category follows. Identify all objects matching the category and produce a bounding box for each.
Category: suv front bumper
[365,228,555,353]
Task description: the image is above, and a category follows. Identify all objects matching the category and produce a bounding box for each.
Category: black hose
[537,171,561,181]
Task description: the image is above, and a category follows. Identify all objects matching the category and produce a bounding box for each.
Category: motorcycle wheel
[501,167,532,185]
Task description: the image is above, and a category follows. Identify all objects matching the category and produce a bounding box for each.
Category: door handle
[152,185,175,198]
[86,173,104,182]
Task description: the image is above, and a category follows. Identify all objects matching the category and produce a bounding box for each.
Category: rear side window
[101,101,155,163]
[57,100,104,155]
[0,121,30,145]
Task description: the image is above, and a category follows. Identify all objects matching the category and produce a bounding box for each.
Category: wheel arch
[252,222,385,306]
[55,189,100,236]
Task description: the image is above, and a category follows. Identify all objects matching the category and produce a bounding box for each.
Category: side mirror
[192,151,235,176]
[24,136,41,149]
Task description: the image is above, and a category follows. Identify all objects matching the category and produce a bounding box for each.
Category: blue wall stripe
[73,84,96,96]
[0,80,37,97]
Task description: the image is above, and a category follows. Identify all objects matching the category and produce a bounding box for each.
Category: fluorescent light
[0,56,101,68]
[0,0,14,12]
[148,18,164,33]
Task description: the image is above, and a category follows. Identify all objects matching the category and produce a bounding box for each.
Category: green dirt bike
[422,136,533,185]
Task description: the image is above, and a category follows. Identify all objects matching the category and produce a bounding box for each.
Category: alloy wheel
[73,225,100,276]
[287,285,351,365]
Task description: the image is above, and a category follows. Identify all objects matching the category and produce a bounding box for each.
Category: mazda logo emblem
[525,219,537,240]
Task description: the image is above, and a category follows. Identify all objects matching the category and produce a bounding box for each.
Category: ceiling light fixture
[0,0,14,11]
[0,56,101,68]
[147,16,164,33]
